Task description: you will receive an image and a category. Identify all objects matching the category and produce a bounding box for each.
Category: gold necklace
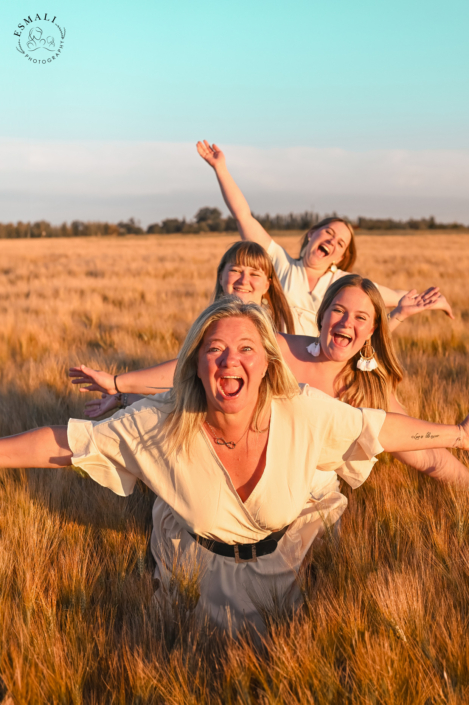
[205,417,270,450]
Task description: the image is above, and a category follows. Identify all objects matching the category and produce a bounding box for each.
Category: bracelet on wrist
[114,374,122,394]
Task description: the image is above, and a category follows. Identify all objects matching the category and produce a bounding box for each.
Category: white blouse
[68,385,386,633]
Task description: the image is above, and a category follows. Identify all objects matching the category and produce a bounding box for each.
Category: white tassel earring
[306,341,321,357]
[357,341,378,371]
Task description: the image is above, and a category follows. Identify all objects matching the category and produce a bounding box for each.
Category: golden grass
[0,231,468,703]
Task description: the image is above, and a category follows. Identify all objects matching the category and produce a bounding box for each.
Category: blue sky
[1,0,468,224]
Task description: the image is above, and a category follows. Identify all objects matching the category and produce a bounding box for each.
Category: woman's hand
[84,393,121,419]
[395,287,440,318]
[196,140,226,170]
[69,365,116,395]
[388,287,455,331]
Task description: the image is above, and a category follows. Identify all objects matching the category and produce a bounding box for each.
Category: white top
[268,240,350,336]
[68,385,386,633]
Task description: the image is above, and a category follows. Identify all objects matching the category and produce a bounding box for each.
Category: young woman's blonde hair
[163,297,299,457]
[316,274,403,410]
[298,217,357,272]
[213,241,296,334]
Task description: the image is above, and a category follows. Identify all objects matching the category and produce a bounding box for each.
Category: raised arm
[387,287,455,332]
[375,282,455,319]
[196,140,272,250]
[387,396,469,485]
[69,359,177,396]
[0,426,72,468]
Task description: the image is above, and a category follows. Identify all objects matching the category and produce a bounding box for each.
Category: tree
[195,207,222,223]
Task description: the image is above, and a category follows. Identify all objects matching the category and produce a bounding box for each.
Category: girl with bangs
[214,241,295,334]
[196,140,454,336]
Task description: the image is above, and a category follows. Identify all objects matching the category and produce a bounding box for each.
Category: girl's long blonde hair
[213,241,296,334]
[163,297,299,457]
[316,275,403,410]
[298,217,357,272]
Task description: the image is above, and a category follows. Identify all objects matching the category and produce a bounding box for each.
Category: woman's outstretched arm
[379,412,468,453]
[69,359,177,395]
[387,287,454,331]
[196,140,272,250]
[387,396,469,485]
[376,284,454,328]
[0,426,72,468]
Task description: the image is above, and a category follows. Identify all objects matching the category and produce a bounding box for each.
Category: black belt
[188,525,289,563]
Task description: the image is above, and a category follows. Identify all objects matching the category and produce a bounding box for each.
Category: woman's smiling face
[197,317,268,415]
[219,263,270,305]
[320,287,377,362]
[303,221,352,270]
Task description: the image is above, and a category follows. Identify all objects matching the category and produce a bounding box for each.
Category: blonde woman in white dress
[5,299,468,632]
[196,140,454,336]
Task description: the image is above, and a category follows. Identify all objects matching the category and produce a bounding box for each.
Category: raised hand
[196,140,226,170]
[69,365,116,395]
[395,287,439,319]
[84,393,121,419]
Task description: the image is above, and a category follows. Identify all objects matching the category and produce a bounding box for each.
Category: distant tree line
[0,209,466,238]
[356,216,465,230]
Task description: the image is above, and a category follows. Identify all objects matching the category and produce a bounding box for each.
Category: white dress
[68,385,386,633]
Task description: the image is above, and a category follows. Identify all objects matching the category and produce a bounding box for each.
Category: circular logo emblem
[14,13,66,64]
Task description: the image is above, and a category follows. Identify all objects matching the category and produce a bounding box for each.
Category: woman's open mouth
[317,243,331,257]
[218,376,245,398]
[332,332,352,348]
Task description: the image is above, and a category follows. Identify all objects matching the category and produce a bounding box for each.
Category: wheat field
[0,231,468,704]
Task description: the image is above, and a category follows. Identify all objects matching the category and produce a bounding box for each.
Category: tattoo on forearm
[411,432,439,440]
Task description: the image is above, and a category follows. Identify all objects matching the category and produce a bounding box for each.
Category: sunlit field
[0,231,468,703]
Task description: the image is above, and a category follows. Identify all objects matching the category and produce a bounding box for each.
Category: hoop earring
[306,341,321,357]
[357,341,378,371]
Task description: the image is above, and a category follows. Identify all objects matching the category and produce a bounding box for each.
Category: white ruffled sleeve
[68,418,138,497]
[336,407,386,488]
[67,396,171,497]
[300,385,386,489]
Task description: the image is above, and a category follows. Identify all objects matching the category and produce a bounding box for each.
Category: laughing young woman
[195,140,454,336]
[2,298,469,633]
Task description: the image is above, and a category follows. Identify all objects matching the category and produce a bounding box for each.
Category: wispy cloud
[0,140,468,224]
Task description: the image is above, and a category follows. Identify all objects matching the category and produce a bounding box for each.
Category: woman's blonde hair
[163,297,299,457]
[299,217,357,272]
[316,274,403,410]
[213,241,296,334]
